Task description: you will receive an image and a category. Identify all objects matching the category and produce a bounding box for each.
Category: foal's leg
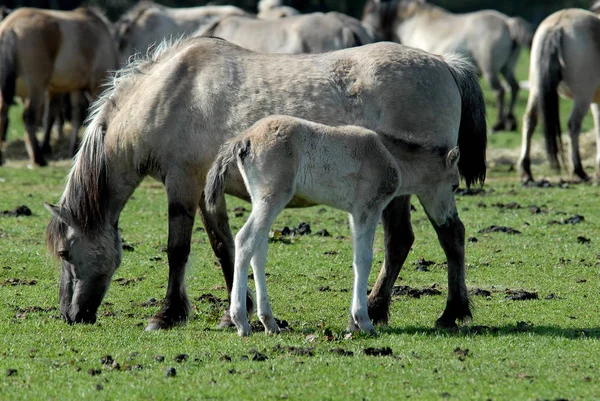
[348,211,379,334]
[518,90,539,183]
[590,103,600,181]
[198,195,255,328]
[567,98,592,181]
[146,175,201,330]
[231,201,282,336]
[486,72,506,132]
[418,188,470,329]
[367,195,414,326]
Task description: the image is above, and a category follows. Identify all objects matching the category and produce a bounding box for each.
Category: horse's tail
[0,29,17,108]
[536,27,563,170]
[442,54,487,188]
[204,137,252,213]
[507,16,534,48]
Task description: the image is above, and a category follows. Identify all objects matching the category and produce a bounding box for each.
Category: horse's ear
[43,202,70,223]
[446,146,460,168]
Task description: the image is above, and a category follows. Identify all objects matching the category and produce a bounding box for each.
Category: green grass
[1,51,600,400]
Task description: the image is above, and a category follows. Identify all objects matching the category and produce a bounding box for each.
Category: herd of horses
[1,0,599,334]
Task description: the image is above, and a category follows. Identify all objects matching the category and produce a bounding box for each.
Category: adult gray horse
[114,1,247,64]
[518,9,600,182]
[362,0,532,132]
[45,37,486,332]
[196,12,374,53]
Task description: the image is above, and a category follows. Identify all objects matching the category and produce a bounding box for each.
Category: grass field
[1,49,600,400]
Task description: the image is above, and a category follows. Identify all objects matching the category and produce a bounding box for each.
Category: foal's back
[241,116,401,213]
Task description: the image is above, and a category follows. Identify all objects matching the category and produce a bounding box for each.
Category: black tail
[0,29,17,109]
[536,27,563,170]
[443,54,487,188]
[204,138,251,212]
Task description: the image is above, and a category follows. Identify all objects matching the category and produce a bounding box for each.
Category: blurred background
[1,0,594,23]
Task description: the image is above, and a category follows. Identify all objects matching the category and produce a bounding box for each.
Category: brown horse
[0,7,117,166]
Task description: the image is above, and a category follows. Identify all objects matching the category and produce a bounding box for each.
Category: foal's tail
[0,29,17,109]
[204,137,252,213]
[507,16,534,48]
[536,27,563,170]
[442,54,487,188]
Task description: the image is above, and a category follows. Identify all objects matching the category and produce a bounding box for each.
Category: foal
[205,116,460,336]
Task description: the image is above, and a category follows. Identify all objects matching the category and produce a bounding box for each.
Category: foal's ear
[43,202,70,223]
[446,146,460,168]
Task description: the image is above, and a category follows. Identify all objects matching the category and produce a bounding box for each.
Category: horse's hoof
[217,311,236,329]
[237,323,251,337]
[491,121,506,132]
[435,317,458,331]
[145,317,171,331]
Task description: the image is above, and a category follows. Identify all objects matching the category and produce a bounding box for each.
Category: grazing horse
[114,1,247,65]
[205,116,461,336]
[518,9,600,182]
[0,7,117,166]
[362,0,532,132]
[45,37,486,331]
[196,12,374,53]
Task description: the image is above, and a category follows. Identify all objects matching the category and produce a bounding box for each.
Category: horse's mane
[47,37,192,254]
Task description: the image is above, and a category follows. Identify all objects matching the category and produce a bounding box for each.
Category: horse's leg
[366,195,414,326]
[567,98,591,181]
[348,211,379,334]
[146,175,201,330]
[590,103,600,181]
[501,57,521,132]
[0,96,8,165]
[22,94,47,166]
[248,202,284,335]
[197,195,255,329]
[230,201,280,336]
[486,72,506,132]
[41,92,59,154]
[518,90,539,183]
[68,91,83,156]
[418,188,470,329]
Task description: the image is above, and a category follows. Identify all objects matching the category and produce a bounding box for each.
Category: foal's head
[45,203,122,324]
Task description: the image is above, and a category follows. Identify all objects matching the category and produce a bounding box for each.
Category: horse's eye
[58,250,70,260]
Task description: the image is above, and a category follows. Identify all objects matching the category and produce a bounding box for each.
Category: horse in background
[114,1,247,65]
[205,115,461,336]
[196,12,374,54]
[518,9,600,183]
[362,0,532,132]
[0,7,117,166]
[45,37,485,331]
[257,0,300,19]
[0,6,11,21]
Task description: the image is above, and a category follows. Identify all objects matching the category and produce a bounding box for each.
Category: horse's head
[115,2,161,65]
[45,203,122,324]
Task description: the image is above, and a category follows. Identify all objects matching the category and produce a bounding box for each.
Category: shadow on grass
[380,324,600,339]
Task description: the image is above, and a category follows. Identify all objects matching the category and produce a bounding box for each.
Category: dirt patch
[329,348,354,357]
[140,298,160,307]
[314,229,331,237]
[364,347,393,356]
[478,225,521,235]
[391,285,442,298]
[505,289,538,301]
[114,277,144,286]
[272,344,314,356]
[453,347,470,361]
[195,294,225,304]
[232,206,247,217]
[1,278,37,286]
[122,243,135,252]
[415,257,436,272]
[174,354,188,363]
[577,236,591,244]
[471,288,491,297]
[492,202,521,210]
[549,215,584,225]
[455,188,486,196]
[1,205,31,216]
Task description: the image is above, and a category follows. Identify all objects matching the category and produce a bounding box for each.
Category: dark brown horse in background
[0,7,117,166]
